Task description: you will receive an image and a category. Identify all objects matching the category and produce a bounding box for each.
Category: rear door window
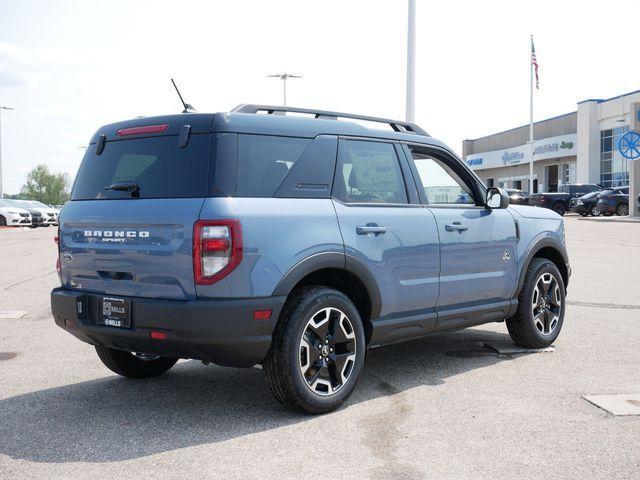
[237,134,310,197]
[72,134,211,200]
[333,140,407,204]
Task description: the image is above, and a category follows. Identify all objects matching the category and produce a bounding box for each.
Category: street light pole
[267,73,303,106]
[405,0,416,123]
[0,106,15,199]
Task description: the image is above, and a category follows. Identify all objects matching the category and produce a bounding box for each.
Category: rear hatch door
[60,125,212,300]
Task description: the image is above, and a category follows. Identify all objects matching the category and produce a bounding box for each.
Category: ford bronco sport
[51,105,570,414]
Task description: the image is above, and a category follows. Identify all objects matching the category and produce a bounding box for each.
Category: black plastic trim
[514,237,570,298]
[51,288,286,368]
[272,252,383,320]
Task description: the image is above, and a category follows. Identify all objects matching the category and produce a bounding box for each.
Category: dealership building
[462,89,640,193]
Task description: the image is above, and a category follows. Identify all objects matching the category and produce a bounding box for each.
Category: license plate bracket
[98,297,131,328]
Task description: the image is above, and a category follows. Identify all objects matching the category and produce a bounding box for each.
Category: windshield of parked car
[599,189,614,196]
[580,191,600,200]
[0,200,13,208]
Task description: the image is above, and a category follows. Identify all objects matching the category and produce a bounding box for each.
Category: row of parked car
[505,184,635,217]
[0,199,60,227]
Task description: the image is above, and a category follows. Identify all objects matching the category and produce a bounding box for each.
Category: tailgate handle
[97,270,133,281]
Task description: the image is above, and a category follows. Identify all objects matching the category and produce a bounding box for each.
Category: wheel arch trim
[514,236,569,298]
[272,252,383,320]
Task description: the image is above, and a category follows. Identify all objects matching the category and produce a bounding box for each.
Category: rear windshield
[72,134,210,200]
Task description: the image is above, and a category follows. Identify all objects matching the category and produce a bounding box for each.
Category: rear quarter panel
[197,198,343,298]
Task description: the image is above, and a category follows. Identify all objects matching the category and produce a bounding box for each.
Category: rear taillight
[55,226,62,285]
[193,220,242,285]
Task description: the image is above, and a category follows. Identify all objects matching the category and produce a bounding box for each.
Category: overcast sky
[1,0,639,194]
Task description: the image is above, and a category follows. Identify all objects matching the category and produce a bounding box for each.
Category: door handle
[445,222,468,232]
[356,223,387,236]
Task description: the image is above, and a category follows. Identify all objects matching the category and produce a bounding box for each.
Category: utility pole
[405,0,416,122]
[0,106,15,199]
[267,73,302,106]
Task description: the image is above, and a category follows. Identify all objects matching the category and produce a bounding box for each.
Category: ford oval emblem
[62,252,73,264]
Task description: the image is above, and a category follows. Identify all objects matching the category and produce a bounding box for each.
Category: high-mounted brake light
[193,220,243,285]
[116,124,168,136]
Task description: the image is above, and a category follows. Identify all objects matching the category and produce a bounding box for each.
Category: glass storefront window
[600,127,629,188]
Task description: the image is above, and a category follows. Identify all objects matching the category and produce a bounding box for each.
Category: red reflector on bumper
[150,331,167,339]
[253,309,272,320]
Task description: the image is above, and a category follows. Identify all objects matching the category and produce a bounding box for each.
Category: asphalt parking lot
[1,217,639,479]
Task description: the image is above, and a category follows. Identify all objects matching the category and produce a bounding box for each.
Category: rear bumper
[51,287,286,368]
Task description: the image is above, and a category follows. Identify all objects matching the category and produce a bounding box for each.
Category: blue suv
[51,105,570,413]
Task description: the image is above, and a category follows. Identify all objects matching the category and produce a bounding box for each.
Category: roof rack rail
[231,104,429,136]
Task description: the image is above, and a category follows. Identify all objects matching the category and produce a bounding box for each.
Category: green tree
[20,164,70,205]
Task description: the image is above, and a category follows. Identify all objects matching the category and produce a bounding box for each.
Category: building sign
[465,133,577,170]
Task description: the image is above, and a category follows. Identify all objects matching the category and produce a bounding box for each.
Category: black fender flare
[272,252,383,320]
[514,236,569,298]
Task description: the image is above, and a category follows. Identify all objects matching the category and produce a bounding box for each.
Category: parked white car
[4,200,58,227]
[0,199,32,227]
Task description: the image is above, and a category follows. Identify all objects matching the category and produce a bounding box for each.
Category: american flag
[531,37,539,89]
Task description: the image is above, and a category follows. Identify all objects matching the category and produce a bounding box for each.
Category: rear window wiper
[104,182,140,197]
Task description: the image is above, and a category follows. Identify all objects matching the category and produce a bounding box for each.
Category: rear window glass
[237,134,310,197]
[72,134,210,200]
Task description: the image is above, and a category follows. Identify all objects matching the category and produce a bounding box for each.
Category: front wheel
[590,205,600,217]
[506,258,566,348]
[95,346,177,378]
[263,287,366,414]
[0,216,6,226]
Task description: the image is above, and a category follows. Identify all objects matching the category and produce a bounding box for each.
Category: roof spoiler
[231,104,429,136]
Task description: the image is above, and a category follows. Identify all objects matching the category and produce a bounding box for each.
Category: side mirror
[486,187,510,209]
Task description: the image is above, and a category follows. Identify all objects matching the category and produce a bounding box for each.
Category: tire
[590,205,600,217]
[95,345,177,379]
[0,216,6,226]
[506,258,566,349]
[616,203,629,216]
[552,203,566,216]
[263,286,366,414]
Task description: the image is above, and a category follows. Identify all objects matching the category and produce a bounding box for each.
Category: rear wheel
[552,203,566,216]
[95,345,177,379]
[263,287,366,414]
[616,203,629,216]
[506,258,565,348]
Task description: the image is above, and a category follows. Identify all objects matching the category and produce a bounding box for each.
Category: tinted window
[237,134,310,197]
[334,140,407,204]
[411,152,475,205]
[72,134,210,200]
[573,185,596,194]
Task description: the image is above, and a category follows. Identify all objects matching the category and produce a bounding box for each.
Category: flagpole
[529,35,535,194]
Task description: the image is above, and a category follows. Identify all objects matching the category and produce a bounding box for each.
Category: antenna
[170,78,196,113]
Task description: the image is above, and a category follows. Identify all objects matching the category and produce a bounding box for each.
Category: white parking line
[0,311,28,319]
